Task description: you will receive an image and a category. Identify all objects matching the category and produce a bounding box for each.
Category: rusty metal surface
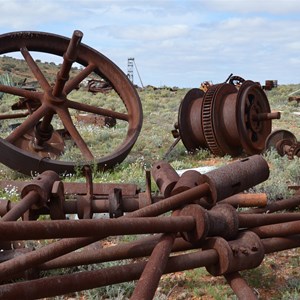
[219,193,268,207]
[76,113,116,128]
[0,30,143,175]
[176,80,280,156]
[151,161,180,198]
[87,79,113,94]
[131,234,175,300]
[0,155,299,299]
[288,96,300,103]
[202,155,269,204]
[265,129,300,159]
[224,272,258,300]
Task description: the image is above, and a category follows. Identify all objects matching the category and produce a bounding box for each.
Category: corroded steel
[265,129,300,159]
[176,80,280,156]
[219,193,268,207]
[204,231,265,275]
[0,30,143,175]
[171,169,205,196]
[288,96,300,103]
[131,234,175,300]
[87,79,113,94]
[224,272,258,300]
[151,160,180,198]
[76,113,116,127]
[202,155,269,204]
[0,235,298,300]
[0,155,299,299]
[179,204,238,242]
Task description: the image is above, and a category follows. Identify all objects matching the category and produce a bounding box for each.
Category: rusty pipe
[0,191,39,222]
[131,234,175,300]
[52,30,83,97]
[39,235,193,271]
[224,272,258,300]
[0,248,219,300]
[1,235,299,300]
[250,220,300,238]
[252,112,281,121]
[238,212,300,228]
[241,195,300,214]
[219,193,267,207]
[0,183,210,281]
[0,216,195,240]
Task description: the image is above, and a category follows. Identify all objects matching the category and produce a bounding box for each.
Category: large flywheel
[0,30,143,175]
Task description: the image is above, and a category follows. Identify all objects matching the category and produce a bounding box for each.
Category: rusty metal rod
[0,248,219,300]
[1,235,299,300]
[0,180,138,196]
[241,195,300,214]
[0,196,142,217]
[131,234,175,300]
[126,183,211,218]
[262,235,300,254]
[219,193,267,207]
[0,157,268,283]
[238,212,300,228]
[250,220,300,238]
[0,184,209,281]
[52,30,83,97]
[253,112,281,121]
[1,191,39,221]
[224,272,258,300]
[39,235,193,271]
[0,112,30,120]
[0,216,195,240]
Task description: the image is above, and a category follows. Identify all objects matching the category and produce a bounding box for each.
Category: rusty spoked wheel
[236,81,279,154]
[0,31,143,175]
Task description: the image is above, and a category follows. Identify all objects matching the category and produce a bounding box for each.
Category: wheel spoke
[64,64,96,95]
[20,47,51,92]
[66,99,129,121]
[53,30,83,97]
[0,84,42,101]
[5,104,49,144]
[56,107,94,161]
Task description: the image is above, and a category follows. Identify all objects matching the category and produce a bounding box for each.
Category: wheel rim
[265,129,297,155]
[0,31,143,175]
[236,81,271,155]
[178,88,205,152]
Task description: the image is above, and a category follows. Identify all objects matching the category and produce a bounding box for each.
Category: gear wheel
[202,84,225,156]
[287,143,300,160]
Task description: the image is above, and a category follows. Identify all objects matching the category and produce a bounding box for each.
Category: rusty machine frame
[171,80,280,157]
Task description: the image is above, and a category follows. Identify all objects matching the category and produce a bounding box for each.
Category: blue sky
[0,0,300,88]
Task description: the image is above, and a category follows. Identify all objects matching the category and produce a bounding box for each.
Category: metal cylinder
[151,161,180,198]
[21,170,60,209]
[203,155,269,204]
[204,231,264,275]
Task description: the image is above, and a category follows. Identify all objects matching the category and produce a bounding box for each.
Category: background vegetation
[0,56,299,299]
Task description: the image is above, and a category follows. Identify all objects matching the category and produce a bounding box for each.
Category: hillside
[0,55,80,86]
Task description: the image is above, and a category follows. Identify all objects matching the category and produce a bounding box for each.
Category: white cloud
[0,1,73,29]
[0,0,299,87]
[203,0,300,14]
[108,24,189,41]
